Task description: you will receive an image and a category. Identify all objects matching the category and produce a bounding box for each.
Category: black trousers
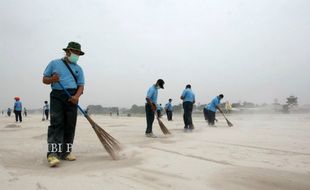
[47,89,77,158]
[166,111,173,121]
[14,111,22,122]
[45,110,49,120]
[157,110,161,118]
[205,109,216,125]
[203,108,208,120]
[145,103,155,134]
[183,101,193,128]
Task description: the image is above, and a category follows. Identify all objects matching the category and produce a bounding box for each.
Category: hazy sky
[1,0,310,109]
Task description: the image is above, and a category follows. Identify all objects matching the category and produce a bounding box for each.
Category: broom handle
[58,82,87,117]
[220,110,228,120]
[220,110,231,123]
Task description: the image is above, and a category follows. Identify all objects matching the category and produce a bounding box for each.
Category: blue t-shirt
[146,85,158,104]
[43,59,85,90]
[181,88,195,103]
[14,101,22,111]
[156,104,163,111]
[206,96,221,112]
[165,102,173,111]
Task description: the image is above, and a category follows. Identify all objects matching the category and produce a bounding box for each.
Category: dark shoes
[184,125,194,132]
[189,124,194,130]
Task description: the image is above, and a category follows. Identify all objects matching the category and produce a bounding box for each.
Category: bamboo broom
[156,113,171,135]
[219,111,233,127]
[58,82,121,159]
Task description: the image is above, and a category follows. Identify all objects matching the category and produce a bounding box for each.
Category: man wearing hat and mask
[145,79,165,138]
[42,42,85,167]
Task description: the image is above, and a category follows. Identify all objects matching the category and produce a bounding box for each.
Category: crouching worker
[204,94,224,126]
[42,42,85,167]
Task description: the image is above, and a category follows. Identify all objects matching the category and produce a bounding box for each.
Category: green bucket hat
[63,41,85,55]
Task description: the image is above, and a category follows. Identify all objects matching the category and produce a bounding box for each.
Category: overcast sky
[0,0,309,109]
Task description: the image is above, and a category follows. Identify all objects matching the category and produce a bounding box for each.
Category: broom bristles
[225,118,233,127]
[85,115,121,160]
[220,112,233,127]
[157,117,171,135]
